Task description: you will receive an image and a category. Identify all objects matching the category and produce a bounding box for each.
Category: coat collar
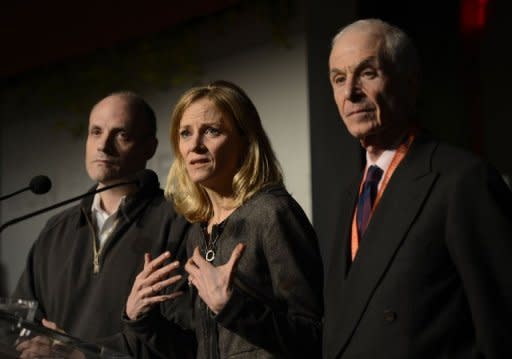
[77,181,161,228]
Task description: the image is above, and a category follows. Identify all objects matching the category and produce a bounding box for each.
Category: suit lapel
[325,175,360,286]
[330,135,439,359]
[323,174,359,359]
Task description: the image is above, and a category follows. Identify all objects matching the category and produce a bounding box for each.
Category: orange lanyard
[350,132,416,260]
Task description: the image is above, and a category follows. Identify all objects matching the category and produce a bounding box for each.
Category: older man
[14,92,188,355]
[322,19,512,359]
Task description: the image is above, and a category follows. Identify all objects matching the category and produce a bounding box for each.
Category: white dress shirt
[91,193,126,249]
[365,149,396,190]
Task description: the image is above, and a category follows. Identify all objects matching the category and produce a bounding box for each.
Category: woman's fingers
[185,243,245,314]
[143,253,152,267]
[140,292,183,307]
[191,246,209,269]
[143,251,171,274]
[149,260,180,282]
[135,252,172,288]
[127,252,182,320]
[226,243,245,272]
[185,251,201,276]
[138,259,180,291]
[141,274,182,297]
[154,274,183,291]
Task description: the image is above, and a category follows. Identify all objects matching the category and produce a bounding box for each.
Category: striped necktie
[356,165,383,239]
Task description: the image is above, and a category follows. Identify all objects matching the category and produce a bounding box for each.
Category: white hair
[332,18,420,81]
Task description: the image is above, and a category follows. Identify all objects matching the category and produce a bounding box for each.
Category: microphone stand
[0,180,134,233]
[0,187,31,201]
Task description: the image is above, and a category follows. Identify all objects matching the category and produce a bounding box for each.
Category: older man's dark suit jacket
[322,133,512,359]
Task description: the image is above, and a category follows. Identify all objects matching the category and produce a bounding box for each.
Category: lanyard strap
[350,132,416,260]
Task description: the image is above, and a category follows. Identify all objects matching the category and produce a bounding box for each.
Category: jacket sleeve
[119,282,197,359]
[446,161,512,358]
[214,194,324,358]
[119,311,195,359]
[12,244,37,299]
[12,234,47,322]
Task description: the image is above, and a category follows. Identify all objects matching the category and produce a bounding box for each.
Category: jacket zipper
[93,252,100,273]
[81,207,103,274]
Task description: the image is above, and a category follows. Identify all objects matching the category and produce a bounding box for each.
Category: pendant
[205,249,215,262]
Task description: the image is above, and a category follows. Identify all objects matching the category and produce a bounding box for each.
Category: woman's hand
[126,251,183,320]
[185,243,245,314]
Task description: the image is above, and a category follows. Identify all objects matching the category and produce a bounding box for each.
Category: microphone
[30,175,52,194]
[0,175,52,201]
[0,169,158,233]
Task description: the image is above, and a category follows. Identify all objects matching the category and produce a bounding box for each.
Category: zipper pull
[93,256,100,273]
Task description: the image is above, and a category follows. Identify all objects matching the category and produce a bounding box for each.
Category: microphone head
[29,175,52,195]
[135,169,159,191]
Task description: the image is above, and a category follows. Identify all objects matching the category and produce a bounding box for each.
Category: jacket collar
[77,178,161,228]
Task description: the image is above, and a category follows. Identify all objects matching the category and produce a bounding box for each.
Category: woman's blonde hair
[165,80,283,223]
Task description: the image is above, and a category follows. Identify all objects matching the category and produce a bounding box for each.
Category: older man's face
[329,29,406,145]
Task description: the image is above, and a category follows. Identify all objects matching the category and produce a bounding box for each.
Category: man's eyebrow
[356,56,378,70]
[329,55,379,76]
[329,68,344,77]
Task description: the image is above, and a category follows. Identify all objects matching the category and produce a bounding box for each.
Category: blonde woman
[126,81,322,358]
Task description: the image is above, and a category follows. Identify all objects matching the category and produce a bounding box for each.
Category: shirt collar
[365,149,396,174]
[91,192,127,217]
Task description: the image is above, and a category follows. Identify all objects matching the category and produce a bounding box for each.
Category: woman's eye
[179,129,191,138]
[205,127,221,136]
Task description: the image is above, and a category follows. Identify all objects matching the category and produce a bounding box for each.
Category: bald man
[14,92,188,355]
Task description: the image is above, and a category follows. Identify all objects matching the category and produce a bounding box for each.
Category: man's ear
[144,137,158,160]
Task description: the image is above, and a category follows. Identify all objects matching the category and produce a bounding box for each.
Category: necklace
[202,220,226,263]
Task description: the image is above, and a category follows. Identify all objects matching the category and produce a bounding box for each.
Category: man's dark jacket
[322,133,512,359]
[13,181,189,356]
